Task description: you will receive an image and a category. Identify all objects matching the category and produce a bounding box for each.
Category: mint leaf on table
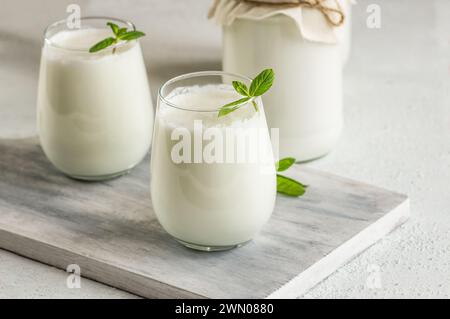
[276,158,307,197]
[276,157,296,172]
[277,174,307,197]
[89,22,146,53]
[218,69,274,117]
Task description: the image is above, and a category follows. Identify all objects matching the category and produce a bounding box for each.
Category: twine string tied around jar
[240,0,345,26]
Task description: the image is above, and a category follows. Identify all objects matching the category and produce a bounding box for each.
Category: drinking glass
[37,17,153,180]
[151,71,276,251]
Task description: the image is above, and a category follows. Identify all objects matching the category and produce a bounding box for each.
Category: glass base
[174,237,251,252]
[67,168,132,181]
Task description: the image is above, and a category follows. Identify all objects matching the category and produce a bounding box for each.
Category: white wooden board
[0,138,409,298]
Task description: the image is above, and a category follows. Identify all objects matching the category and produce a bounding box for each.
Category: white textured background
[0,0,449,298]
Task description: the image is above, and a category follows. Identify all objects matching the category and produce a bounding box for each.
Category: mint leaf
[217,68,274,117]
[277,174,307,197]
[89,37,116,53]
[275,157,307,197]
[117,27,128,36]
[89,22,146,54]
[107,22,119,35]
[218,106,241,117]
[218,97,251,117]
[118,31,146,41]
[276,157,296,172]
[249,69,274,97]
[232,81,249,96]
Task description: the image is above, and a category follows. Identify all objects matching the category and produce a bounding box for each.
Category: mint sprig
[218,97,251,117]
[219,68,307,196]
[89,22,146,53]
[218,69,274,117]
[276,158,307,197]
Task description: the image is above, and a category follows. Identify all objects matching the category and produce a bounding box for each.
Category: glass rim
[43,16,136,52]
[158,71,256,113]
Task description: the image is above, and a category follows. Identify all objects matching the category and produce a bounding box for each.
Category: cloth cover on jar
[208,0,355,44]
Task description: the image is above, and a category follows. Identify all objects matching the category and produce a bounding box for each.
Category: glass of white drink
[151,71,277,251]
[37,17,153,180]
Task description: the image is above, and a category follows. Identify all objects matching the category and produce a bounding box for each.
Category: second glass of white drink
[37,17,153,180]
[151,71,277,251]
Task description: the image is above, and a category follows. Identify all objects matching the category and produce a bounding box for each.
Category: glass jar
[337,0,353,64]
[37,17,153,180]
[223,15,343,161]
[151,71,276,251]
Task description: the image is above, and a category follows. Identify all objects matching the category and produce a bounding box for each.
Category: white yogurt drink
[223,15,343,161]
[37,18,153,180]
[151,72,276,251]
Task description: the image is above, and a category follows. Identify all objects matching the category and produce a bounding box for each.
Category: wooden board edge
[266,197,410,299]
[0,228,207,299]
